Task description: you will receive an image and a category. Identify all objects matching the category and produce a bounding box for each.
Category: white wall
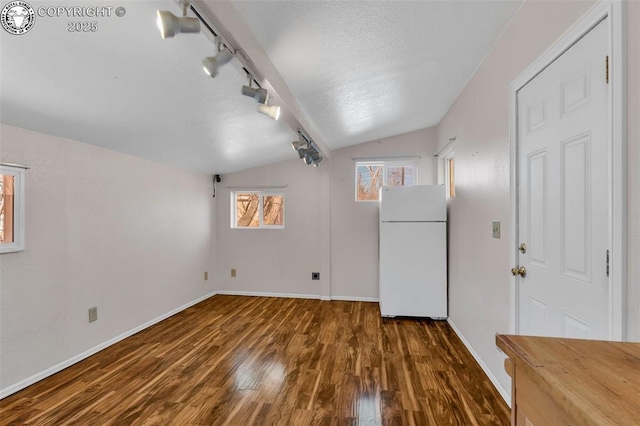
[435,0,640,398]
[215,127,438,301]
[0,124,216,393]
[215,158,330,298]
[330,128,439,299]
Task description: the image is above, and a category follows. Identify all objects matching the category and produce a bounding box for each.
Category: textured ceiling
[1,0,522,174]
[233,0,523,150]
[0,0,296,174]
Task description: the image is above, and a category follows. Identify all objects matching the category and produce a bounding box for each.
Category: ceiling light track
[157,1,321,161]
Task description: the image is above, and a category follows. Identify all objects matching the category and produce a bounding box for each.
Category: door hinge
[605,55,609,84]
[606,249,610,277]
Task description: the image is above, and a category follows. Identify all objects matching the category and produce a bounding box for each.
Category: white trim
[0,291,217,399]
[433,137,456,157]
[215,291,379,303]
[330,295,379,303]
[216,290,323,300]
[609,0,627,341]
[448,319,511,407]
[508,0,627,339]
[0,162,29,169]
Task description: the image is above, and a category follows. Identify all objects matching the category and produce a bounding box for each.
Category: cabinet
[496,334,640,426]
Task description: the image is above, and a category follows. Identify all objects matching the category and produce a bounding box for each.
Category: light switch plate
[492,221,501,239]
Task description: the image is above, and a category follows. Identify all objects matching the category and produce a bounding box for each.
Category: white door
[516,18,610,339]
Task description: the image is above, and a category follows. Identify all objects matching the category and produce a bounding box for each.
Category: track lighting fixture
[242,77,281,121]
[257,103,281,121]
[156,1,200,39]
[293,131,323,167]
[241,85,268,104]
[202,47,233,78]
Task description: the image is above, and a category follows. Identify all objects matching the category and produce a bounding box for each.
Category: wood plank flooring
[0,295,510,425]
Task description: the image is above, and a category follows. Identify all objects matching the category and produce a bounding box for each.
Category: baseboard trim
[447,319,511,407]
[0,291,217,399]
[216,290,322,300]
[213,291,378,303]
[330,295,379,303]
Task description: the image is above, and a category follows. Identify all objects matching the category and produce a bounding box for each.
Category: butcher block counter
[496,334,640,426]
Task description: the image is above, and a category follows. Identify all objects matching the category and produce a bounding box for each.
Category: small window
[231,191,284,229]
[446,156,455,198]
[1,165,25,253]
[356,160,417,201]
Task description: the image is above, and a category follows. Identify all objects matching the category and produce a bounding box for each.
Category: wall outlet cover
[492,221,501,239]
[312,272,320,280]
[231,268,237,278]
[88,306,98,323]
[204,271,208,281]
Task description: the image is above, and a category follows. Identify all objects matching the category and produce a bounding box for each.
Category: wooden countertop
[496,334,640,426]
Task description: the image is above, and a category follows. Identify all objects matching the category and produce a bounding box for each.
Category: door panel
[517,18,609,339]
[379,222,447,318]
[561,133,591,282]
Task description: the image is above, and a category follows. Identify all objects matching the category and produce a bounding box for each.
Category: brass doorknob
[511,266,527,277]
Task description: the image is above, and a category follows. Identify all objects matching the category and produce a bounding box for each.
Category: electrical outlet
[88,306,98,323]
[231,268,237,278]
[312,272,320,280]
[492,221,501,239]
[204,271,208,281]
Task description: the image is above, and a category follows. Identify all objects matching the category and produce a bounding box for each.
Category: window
[0,165,25,253]
[446,155,455,198]
[231,191,284,228]
[356,160,416,201]
[437,144,455,199]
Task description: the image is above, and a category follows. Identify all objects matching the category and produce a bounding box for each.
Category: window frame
[355,160,418,202]
[444,151,455,199]
[0,165,26,254]
[437,144,456,200]
[230,190,285,229]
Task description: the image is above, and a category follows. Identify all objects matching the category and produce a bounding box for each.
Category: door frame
[509,0,627,340]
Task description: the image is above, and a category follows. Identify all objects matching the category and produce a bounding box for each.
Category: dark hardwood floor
[0,295,510,425]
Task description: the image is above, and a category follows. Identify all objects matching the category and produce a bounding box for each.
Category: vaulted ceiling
[0,0,522,174]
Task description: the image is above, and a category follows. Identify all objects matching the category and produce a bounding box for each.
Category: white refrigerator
[379,185,447,318]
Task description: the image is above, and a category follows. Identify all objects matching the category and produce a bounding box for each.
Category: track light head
[298,146,314,161]
[241,86,268,104]
[312,156,323,167]
[202,48,234,78]
[257,103,281,121]
[156,10,200,39]
[291,140,306,151]
[303,150,321,166]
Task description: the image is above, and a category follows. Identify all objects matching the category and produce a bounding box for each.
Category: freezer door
[380,185,446,222]
[379,222,447,318]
